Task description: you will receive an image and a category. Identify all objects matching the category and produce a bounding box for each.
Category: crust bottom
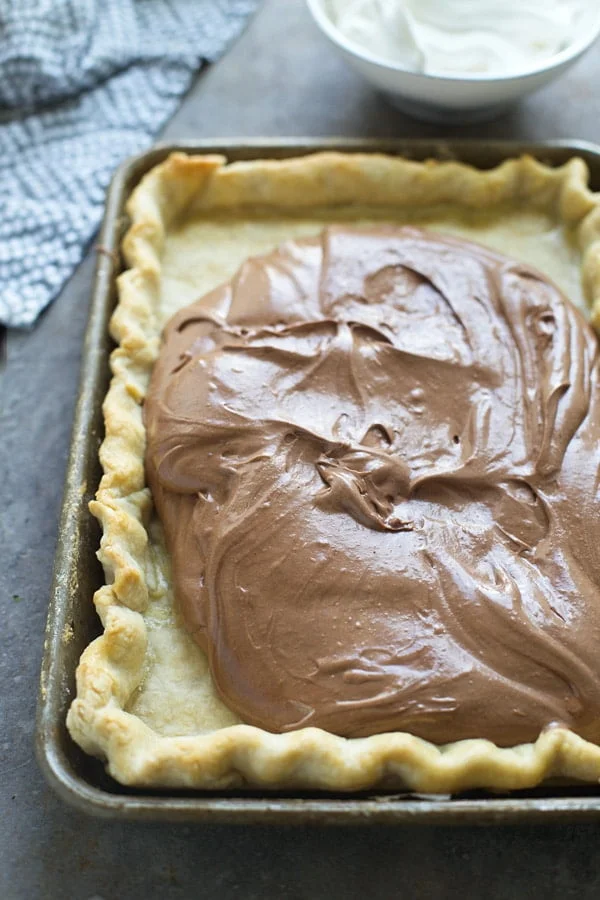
[67,151,600,791]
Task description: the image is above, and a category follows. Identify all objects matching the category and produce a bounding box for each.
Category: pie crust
[67,150,600,792]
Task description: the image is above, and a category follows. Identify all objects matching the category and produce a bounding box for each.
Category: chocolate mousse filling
[144,226,600,746]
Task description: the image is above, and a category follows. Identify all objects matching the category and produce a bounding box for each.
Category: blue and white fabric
[0,0,258,327]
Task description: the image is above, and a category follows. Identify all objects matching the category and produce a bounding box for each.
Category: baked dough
[67,150,600,791]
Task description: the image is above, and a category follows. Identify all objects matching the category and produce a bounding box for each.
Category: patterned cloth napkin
[0,0,259,328]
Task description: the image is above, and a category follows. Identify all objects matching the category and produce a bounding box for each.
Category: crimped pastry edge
[67,150,600,792]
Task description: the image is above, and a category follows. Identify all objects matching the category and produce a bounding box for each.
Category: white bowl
[306,0,600,124]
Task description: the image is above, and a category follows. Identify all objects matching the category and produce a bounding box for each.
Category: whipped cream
[324,0,590,76]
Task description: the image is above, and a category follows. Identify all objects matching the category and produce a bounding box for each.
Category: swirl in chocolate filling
[144,226,600,746]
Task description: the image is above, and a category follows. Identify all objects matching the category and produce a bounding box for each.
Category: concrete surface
[3,1,600,897]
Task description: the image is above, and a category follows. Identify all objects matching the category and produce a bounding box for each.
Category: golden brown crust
[67,151,600,791]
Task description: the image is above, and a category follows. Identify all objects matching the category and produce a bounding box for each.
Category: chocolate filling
[144,226,600,745]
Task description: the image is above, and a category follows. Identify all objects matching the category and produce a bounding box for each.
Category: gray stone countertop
[3,1,600,897]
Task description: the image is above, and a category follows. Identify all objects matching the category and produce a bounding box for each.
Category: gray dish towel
[0,0,259,328]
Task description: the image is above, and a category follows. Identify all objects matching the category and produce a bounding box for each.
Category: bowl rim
[306,0,600,84]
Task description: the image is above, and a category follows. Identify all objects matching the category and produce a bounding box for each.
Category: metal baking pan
[36,138,600,824]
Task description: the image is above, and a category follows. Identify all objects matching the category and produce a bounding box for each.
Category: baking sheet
[36,138,600,823]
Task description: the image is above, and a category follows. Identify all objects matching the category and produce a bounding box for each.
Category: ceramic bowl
[306,0,600,123]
